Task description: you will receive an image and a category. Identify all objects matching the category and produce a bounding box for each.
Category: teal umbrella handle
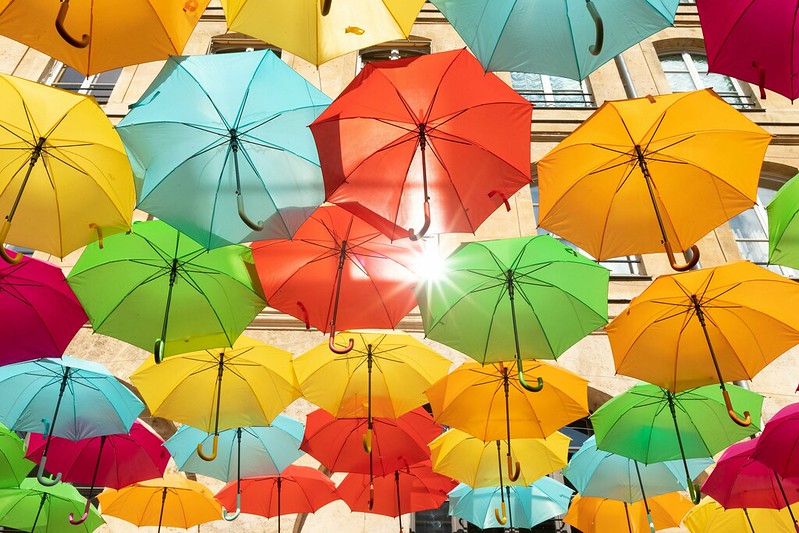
[237,194,264,232]
[585,0,603,56]
[37,419,62,486]
[55,0,90,48]
[223,494,241,521]
[69,499,92,525]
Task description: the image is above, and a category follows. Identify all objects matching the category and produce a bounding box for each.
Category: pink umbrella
[26,420,170,524]
[753,402,799,479]
[696,0,799,101]
[0,255,86,364]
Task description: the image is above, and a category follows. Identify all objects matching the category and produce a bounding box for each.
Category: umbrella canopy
[564,493,693,533]
[0,73,134,261]
[431,0,679,81]
[310,48,533,241]
[448,477,573,530]
[219,0,425,66]
[0,478,103,532]
[67,220,267,362]
[0,422,33,489]
[537,89,770,270]
[117,50,331,249]
[0,0,208,75]
[252,206,421,352]
[0,255,87,364]
[684,498,799,533]
[767,174,799,270]
[752,402,799,479]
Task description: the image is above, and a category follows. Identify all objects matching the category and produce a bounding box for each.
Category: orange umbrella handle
[0,220,21,265]
[408,201,431,241]
[494,501,507,525]
[586,0,604,56]
[722,389,752,427]
[507,455,521,482]
[55,0,90,48]
[197,434,219,461]
[89,223,104,249]
[664,242,700,272]
[321,0,332,16]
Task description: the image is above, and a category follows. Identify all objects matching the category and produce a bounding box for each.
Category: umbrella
[309,48,533,241]
[608,261,799,425]
[0,0,208,75]
[215,465,339,533]
[591,383,763,504]
[448,477,573,530]
[752,402,799,479]
[131,336,301,462]
[564,493,693,533]
[0,422,33,488]
[0,255,87,364]
[0,478,103,532]
[164,415,305,521]
[431,0,679,81]
[537,89,771,270]
[26,420,170,524]
[219,0,426,66]
[0,356,144,487]
[767,174,799,270]
[684,497,799,533]
[97,474,221,533]
[417,234,608,387]
[251,206,421,352]
[117,49,331,249]
[0,72,134,262]
[67,220,267,362]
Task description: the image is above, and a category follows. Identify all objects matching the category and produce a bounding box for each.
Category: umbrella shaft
[496,440,505,500]
[691,296,727,387]
[87,435,107,497]
[212,354,225,434]
[42,370,70,458]
[624,502,633,533]
[775,475,798,525]
[277,477,282,533]
[158,487,167,533]
[666,393,694,484]
[634,144,669,244]
[7,137,45,223]
[395,471,402,531]
[633,461,653,516]
[367,349,373,429]
[743,508,756,533]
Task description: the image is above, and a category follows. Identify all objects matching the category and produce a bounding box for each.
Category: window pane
[729,209,767,240]
[659,54,690,73]
[55,66,85,85]
[414,501,450,533]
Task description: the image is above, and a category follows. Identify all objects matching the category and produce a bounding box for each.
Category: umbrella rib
[88,269,171,332]
[479,284,510,360]
[174,268,237,350]
[174,60,232,130]
[38,154,67,259]
[423,280,505,333]
[231,52,264,130]
[238,142,293,237]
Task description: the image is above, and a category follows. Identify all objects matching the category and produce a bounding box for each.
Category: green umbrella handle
[517,361,544,393]
[585,0,604,56]
[89,223,104,249]
[321,0,332,16]
[153,339,165,364]
[55,0,90,48]
[407,201,431,241]
[688,480,701,505]
[197,434,219,461]
[237,194,264,232]
[722,389,752,427]
[0,220,21,265]
[494,501,507,525]
[69,499,92,525]
[362,428,372,453]
[663,242,700,272]
[506,455,521,482]
[223,494,241,521]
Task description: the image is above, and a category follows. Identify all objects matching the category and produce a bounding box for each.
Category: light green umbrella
[767,174,799,269]
[0,478,104,532]
[0,422,32,489]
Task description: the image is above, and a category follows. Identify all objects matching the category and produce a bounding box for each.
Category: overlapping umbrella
[0,478,103,532]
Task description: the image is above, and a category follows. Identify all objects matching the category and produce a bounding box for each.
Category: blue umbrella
[0,356,144,487]
[117,49,331,249]
[448,477,573,530]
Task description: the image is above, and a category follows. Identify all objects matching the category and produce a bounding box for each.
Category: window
[42,62,121,105]
[659,51,756,109]
[209,32,281,56]
[357,36,431,72]
[511,73,595,108]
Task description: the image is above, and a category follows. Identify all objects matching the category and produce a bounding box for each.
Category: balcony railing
[515,90,596,108]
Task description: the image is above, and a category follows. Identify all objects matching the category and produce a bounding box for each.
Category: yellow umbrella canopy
[0,73,134,262]
[219,0,425,66]
[684,498,799,533]
[0,0,210,75]
[564,493,694,533]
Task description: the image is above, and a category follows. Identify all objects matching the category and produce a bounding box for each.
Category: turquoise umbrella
[117,49,331,249]
[431,0,679,81]
[448,477,573,530]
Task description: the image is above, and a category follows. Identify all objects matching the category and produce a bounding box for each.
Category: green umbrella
[591,383,763,504]
[67,220,266,363]
[0,422,32,488]
[0,478,104,532]
[767,173,799,270]
[417,234,608,391]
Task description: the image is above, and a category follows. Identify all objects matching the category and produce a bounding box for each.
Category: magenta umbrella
[25,420,170,524]
[0,255,86,364]
[696,0,799,101]
[753,402,799,479]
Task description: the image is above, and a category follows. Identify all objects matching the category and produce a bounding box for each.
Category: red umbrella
[310,48,532,241]
[251,205,421,353]
[215,465,339,533]
[753,402,799,479]
[697,0,799,100]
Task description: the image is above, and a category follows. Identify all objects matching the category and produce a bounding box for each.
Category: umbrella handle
[153,339,165,364]
[36,457,61,486]
[197,434,219,461]
[222,494,241,521]
[664,242,700,272]
[585,0,604,56]
[182,0,198,12]
[506,455,521,482]
[688,480,701,504]
[55,0,90,48]
[329,330,354,354]
[722,389,752,427]
[68,499,91,525]
[362,428,372,453]
[407,201,431,241]
[237,194,264,231]
[321,0,332,16]
[488,190,511,212]
[518,363,544,393]
[494,501,507,525]
[89,223,104,249]
[0,220,21,265]
[368,487,374,511]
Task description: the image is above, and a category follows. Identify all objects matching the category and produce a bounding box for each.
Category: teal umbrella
[431,0,679,81]
[0,478,104,532]
[117,49,330,249]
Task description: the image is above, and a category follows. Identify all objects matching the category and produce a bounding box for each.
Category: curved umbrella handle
[237,194,264,231]
[153,339,165,364]
[664,242,700,272]
[89,223,104,249]
[321,0,332,16]
[506,455,521,482]
[55,0,90,48]
[297,301,311,330]
[69,499,92,525]
[518,361,544,393]
[329,330,354,354]
[488,190,511,212]
[407,201,431,241]
[0,220,21,265]
[197,434,219,461]
[223,494,241,521]
[688,480,701,504]
[722,389,752,427]
[362,428,372,453]
[585,0,604,56]
[36,458,61,486]
[494,501,507,525]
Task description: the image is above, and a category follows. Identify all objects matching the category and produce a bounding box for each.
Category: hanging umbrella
[310,48,533,241]
[752,402,799,479]
[67,220,267,362]
[117,49,331,249]
[0,356,144,487]
[684,497,799,533]
[97,474,221,533]
[608,260,799,425]
[564,493,693,533]
[26,420,169,524]
[448,477,573,531]
[131,336,301,463]
[431,0,679,81]
[591,383,763,504]
[767,174,799,270]
[219,0,425,66]
[0,478,103,532]
[252,206,421,352]
[537,89,771,270]
[0,0,208,75]
[0,422,33,488]
[0,72,134,262]
[215,465,339,533]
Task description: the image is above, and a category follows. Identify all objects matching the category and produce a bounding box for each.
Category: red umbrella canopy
[753,402,799,479]
[310,48,533,241]
[301,408,442,476]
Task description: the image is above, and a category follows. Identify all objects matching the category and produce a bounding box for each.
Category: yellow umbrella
[564,493,694,533]
[97,474,221,532]
[537,89,770,271]
[0,0,209,75]
[130,336,301,461]
[0,73,134,262]
[219,0,425,66]
[684,498,799,533]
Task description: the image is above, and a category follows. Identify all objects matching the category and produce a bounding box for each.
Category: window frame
[40,60,121,105]
[357,36,432,73]
[208,32,282,56]
[511,72,596,109]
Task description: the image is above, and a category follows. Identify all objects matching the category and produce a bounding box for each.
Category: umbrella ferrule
[229,129,239,152]
[418,123,427,151]
[690,295,707,326]
[506,270,514,298]
[337,241,348,268]
[168,259,178,286]
[31,137,46,162]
